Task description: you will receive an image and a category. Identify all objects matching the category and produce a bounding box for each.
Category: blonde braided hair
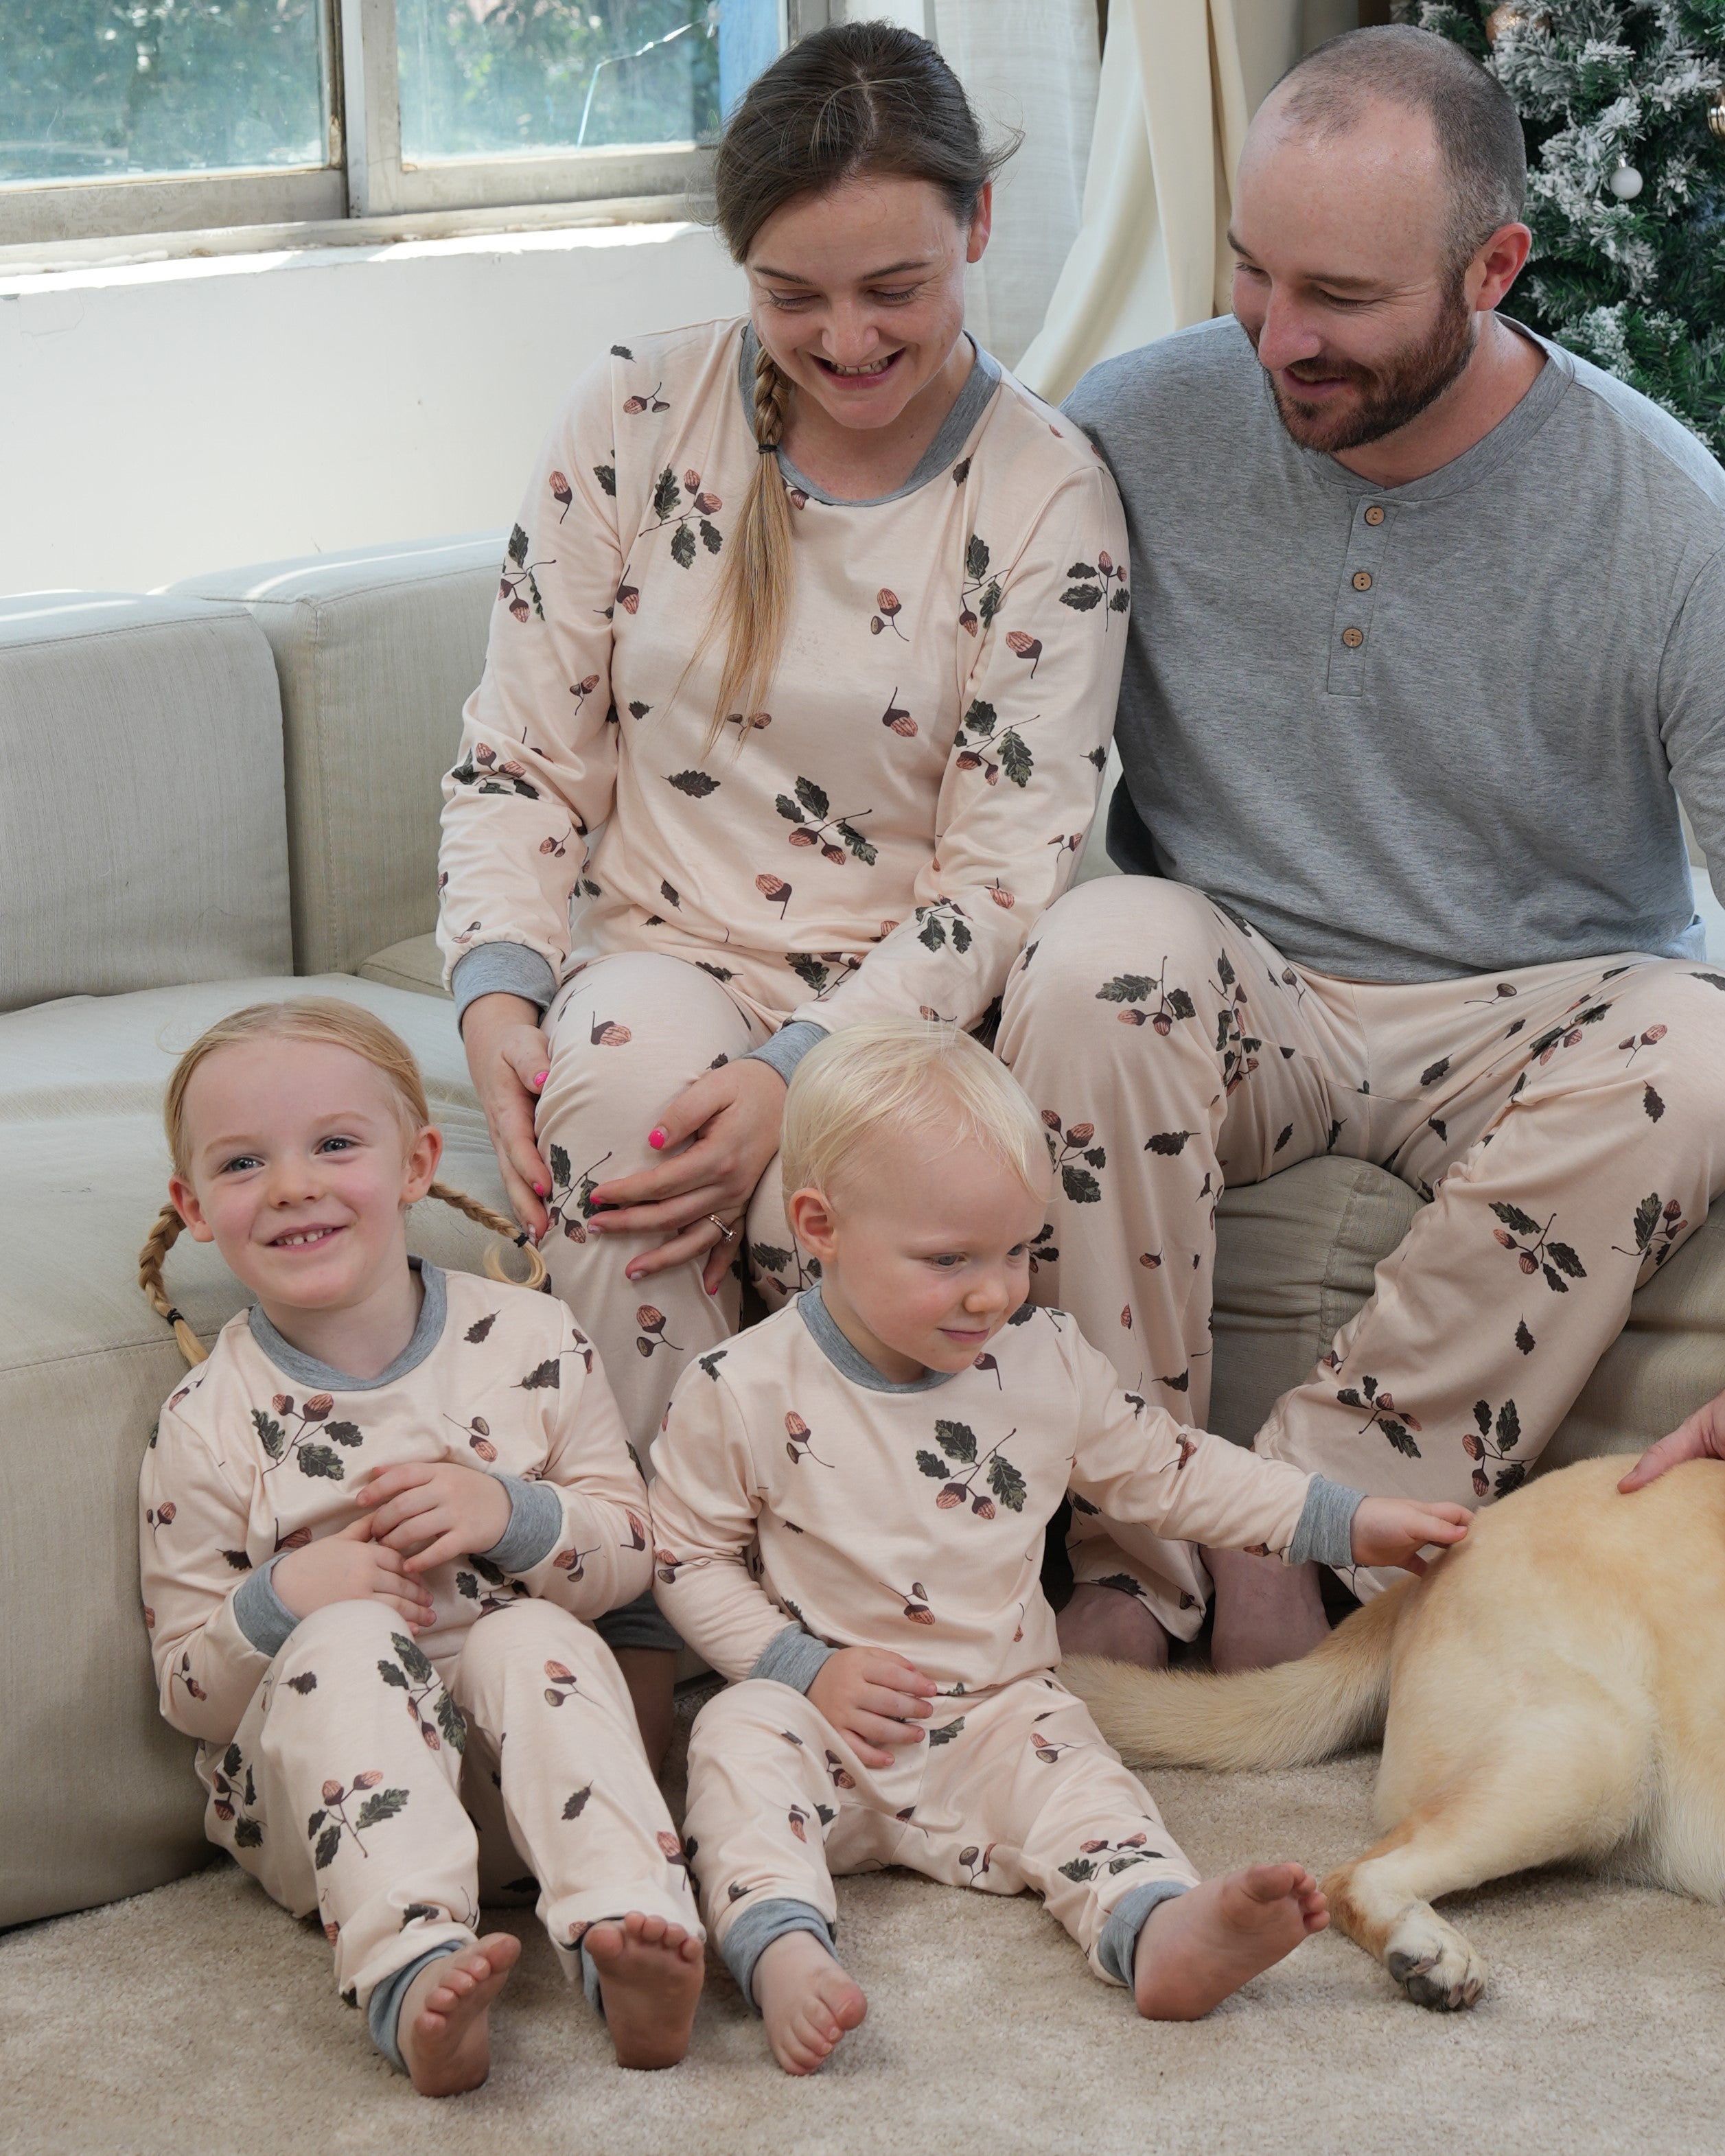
[139,999,547,1367]
[693,340,796,761]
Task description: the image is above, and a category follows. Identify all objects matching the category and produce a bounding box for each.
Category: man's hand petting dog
[1350,1496,1470,1574]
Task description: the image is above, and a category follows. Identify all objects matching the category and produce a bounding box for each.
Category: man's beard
[1253,277,1477,454]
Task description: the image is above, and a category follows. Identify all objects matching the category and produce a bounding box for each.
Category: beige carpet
[5,1684,1722,2156]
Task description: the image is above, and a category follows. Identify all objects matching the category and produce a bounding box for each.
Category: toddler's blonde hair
[780,1017,1050,1203]
[139,997,545,1366]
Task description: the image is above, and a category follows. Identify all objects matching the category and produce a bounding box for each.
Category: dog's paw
[1384,1904,1487,2011]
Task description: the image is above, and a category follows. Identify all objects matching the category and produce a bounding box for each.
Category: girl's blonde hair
[139,997,546,1366]
[780,1017,1050,1203]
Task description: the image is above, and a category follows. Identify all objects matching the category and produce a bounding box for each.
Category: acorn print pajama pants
[535,950,804,1469]
[682,1674,1199,1998]
[205,1597,700,2021]
[996,876,1725,1624]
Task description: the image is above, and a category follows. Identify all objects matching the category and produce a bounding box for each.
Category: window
[1,0,828,247]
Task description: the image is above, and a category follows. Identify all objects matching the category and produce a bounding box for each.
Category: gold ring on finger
[708,1214,737,1242]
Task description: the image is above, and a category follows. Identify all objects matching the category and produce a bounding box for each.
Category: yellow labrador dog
[1064,1456,1725,2010]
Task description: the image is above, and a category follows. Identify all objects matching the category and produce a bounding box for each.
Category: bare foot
[586,1911,704,2068]
[1204,1548,1329,1673]
[752,1929,867,2076]
[1133,1864,1328,2020]
[1057,1584,1171,1669]
[397,1932,520,2096]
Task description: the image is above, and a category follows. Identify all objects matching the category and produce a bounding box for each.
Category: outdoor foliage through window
[397,0,722,163]
[2,2,327,183]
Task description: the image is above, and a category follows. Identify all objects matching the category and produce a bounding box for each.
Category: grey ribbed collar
[248,1259,447,1391]
[796,1285,955,1393]
[738,323,1002,507]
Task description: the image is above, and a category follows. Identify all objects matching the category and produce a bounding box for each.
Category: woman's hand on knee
[589,1058,787,1289]
[462,992,553,1238]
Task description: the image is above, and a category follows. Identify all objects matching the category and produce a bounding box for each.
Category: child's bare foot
[1133,1864,1327,2021]
[752,1929,867,2076]
[397,1932,520,2096]
[585,1912,704,2069]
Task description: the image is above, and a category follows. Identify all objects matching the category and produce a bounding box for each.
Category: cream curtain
[1015,0,1302,403]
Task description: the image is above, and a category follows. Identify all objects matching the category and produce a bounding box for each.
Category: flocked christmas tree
[1399,1,1725,455]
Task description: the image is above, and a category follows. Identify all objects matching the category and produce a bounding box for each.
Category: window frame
[0,0,834,248]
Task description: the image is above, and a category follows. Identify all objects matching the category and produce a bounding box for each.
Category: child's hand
[355,1461,513,1575]
[808,1647,938,1771]
[273,1515,437,1627]
[1350,1496,1470,1574]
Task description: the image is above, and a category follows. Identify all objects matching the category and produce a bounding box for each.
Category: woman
[439,20,1129,1763]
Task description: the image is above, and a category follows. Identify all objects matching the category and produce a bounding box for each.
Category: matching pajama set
[138,1264,701,2071]
[436,316,1130,1659]
[646,1288,1363,2004]
[997,317,1725,1626]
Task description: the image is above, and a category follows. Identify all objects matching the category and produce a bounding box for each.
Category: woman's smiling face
[745,172,991,433]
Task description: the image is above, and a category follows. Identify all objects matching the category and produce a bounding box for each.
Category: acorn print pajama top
[436,316,1130,1465]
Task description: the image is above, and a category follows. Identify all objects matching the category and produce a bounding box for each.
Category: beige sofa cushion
[0,975,517,1928]
[357,931,448,998]
[0,596,290,1013]
[1212,1156,1725,1472]
[170,535,503,979]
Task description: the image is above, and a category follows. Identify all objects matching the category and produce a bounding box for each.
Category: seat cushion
[356,931,448,998]
[171,535,502,979]
[0,975,519,1927]
[1210,1155,1725,1471]
[0,595,290,1013]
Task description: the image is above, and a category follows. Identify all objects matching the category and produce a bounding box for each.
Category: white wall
[0,222,747,596]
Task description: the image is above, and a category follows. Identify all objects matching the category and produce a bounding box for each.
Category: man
[998,25,1725,1672]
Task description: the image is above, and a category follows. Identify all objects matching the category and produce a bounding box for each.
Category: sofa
[5,537,1723,1935]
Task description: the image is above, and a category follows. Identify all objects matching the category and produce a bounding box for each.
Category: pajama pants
[682,1675,1199,1998]
[996,877,1725,1627]
[203,1597,701,2033]
[537,951,805,1454]
[537,951,807,1651]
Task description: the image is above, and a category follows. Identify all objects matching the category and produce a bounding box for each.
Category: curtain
[1014,0,1302,403]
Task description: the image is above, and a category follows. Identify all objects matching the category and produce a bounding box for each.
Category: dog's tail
[1063,1580,1413,1772]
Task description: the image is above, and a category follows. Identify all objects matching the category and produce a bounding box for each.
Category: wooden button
[1341,626,1365,649]
[1352,570,1373,591]
[1364,505,1386,525]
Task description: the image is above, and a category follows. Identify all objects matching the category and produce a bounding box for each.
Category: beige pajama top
[648,1292,1357,1693]
[437,316,1130,1032]
[140,1264,651,1749]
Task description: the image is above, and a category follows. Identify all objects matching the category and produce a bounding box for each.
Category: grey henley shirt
[1065,316,1725,983]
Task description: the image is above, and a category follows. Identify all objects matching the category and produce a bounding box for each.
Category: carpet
[5,1684,1722,2156]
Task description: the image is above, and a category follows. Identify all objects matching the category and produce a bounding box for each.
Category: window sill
[0,191,711,283]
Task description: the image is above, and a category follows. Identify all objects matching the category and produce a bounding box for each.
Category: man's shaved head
[1274,24,1527,267]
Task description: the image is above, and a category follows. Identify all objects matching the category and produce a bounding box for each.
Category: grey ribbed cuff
[749,1623,837,1695]
[368,1941,465,2072]
[743,1020,828,1086]
[478,1473,564,1575]
[1096,1879,1194,1988]
[451,941,559,1028]
[721,1897,837,2010]
[233,1556,298,1658]
[1289,1474,1365,1570]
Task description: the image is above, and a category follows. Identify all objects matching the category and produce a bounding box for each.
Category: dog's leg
[1326,1708,1645,2012]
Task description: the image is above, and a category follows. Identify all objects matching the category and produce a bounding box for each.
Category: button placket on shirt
[1325,498,1394,697]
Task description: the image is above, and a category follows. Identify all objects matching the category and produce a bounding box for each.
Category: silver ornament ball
[1608,162,1644,202]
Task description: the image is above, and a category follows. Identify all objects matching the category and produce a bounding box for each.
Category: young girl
[646,1019,1470,2073]
[137,999,703,2095]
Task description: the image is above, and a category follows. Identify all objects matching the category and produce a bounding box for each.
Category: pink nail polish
[533,1182,546,1196]
[532,1070,548,1088]
[648,1128,666,1149]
